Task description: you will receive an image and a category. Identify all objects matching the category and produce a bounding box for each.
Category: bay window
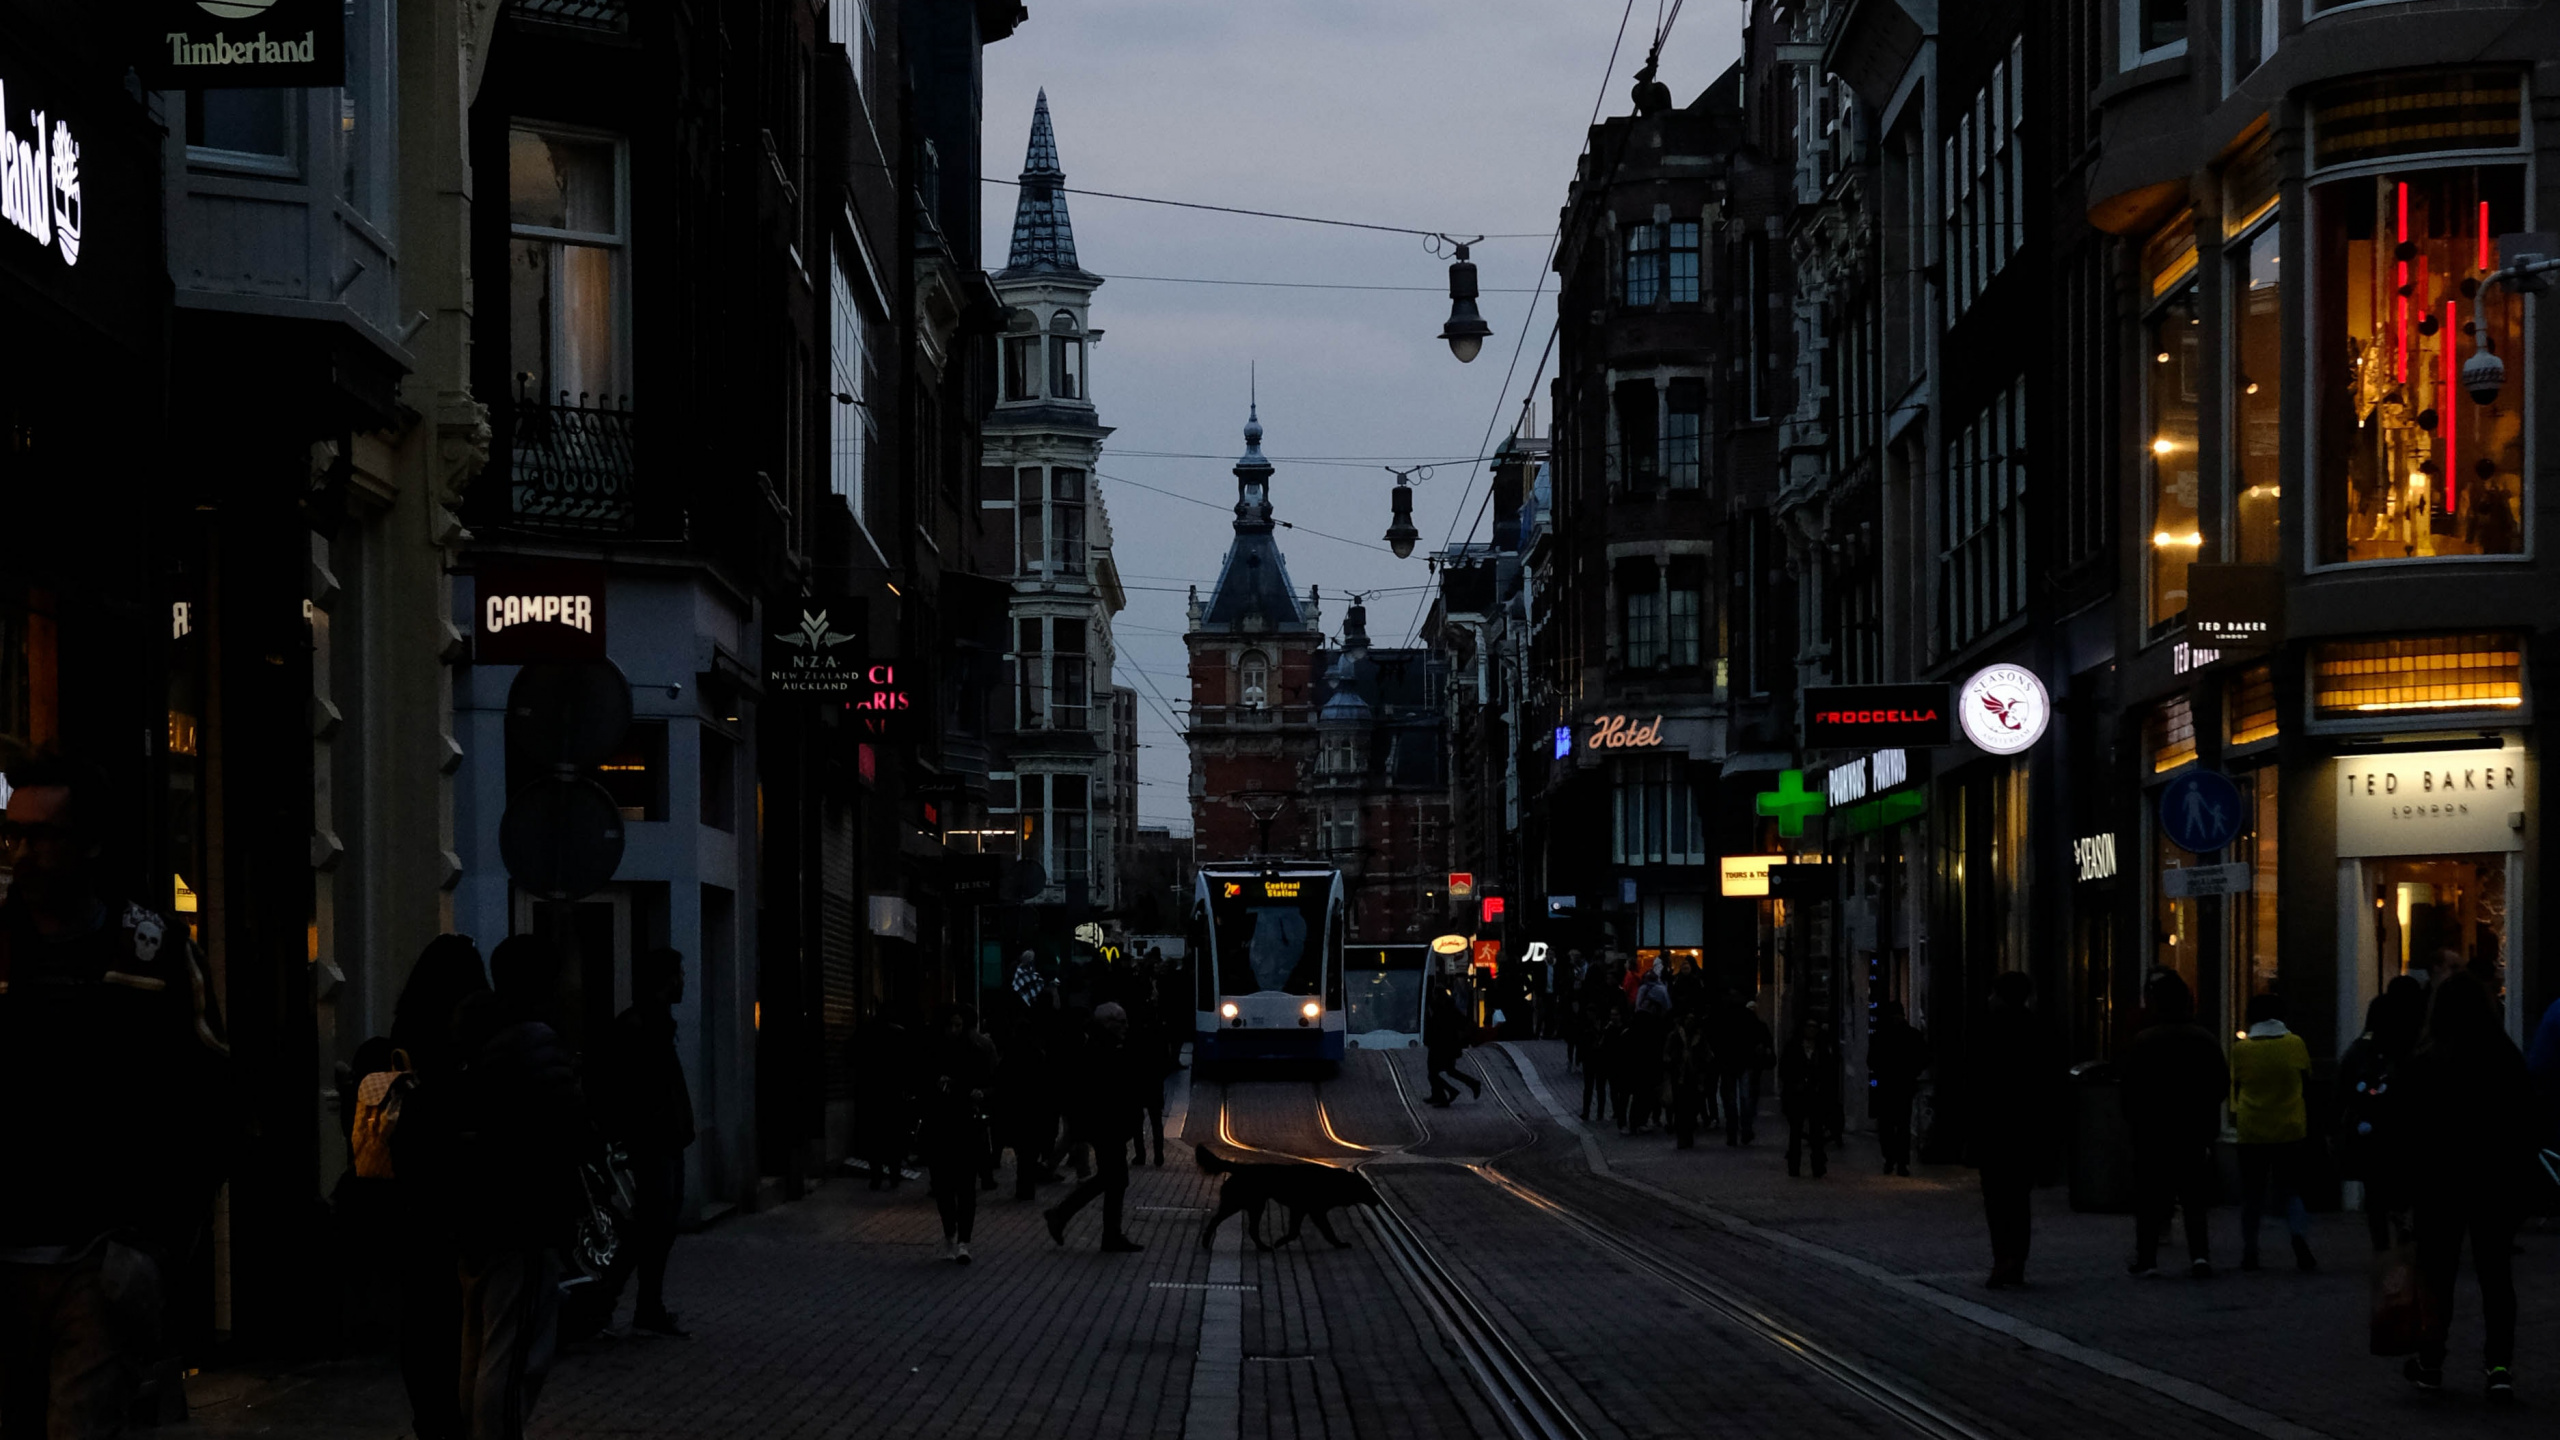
[1668,222,1701,304]
[1624,224,1664,306]
[1050,314,1085,400]
[1664,380,1704,490]
[1003,332,1041,401]
[509,126,628,405]
[2231,222,2282,565]
[2146,280,2202,627]
[2316,164,2527,562]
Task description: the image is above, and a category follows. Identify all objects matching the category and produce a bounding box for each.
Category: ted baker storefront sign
[2334,748,2527,857]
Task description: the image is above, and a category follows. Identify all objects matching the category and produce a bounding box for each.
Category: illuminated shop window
[2226,664,2279,747]
[2145,277,2202,627]
[2147,696,2197,775]
[2312,634,2523,717]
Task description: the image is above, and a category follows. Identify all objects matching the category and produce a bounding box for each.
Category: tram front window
[1212,882,1329,995]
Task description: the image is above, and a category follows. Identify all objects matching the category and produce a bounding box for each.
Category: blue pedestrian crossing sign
[2158,769,2244,854]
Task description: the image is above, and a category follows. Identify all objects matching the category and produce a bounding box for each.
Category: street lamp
[1382,464,1432,558]
[1438,239,1492,363]
[2462,241,2560,404]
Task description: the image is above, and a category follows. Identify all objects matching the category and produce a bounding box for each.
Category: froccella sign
[141,0,345,88]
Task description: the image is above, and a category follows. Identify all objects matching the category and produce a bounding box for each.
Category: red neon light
[2395,183,2410,384]
[2445,300,2459,513]
[2479,200,2492,274]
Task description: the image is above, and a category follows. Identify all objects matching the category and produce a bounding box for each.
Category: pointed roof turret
[1003,91,1088,277]
[1199,405,1306,632]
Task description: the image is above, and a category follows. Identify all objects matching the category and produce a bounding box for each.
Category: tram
[1188,862,1347,1067]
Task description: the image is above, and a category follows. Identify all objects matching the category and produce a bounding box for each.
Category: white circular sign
[1959,664,2050,755]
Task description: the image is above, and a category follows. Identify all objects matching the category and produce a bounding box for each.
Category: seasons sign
[141,0,346,88]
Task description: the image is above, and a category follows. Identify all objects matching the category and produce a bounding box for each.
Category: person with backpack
[2120,969,2227,1278]
[0,756,232,1437]
[2387,971,2535,1404]
[2337,977,2425,1251]
[2230,992,2316,1272]
[453,936,587,1439]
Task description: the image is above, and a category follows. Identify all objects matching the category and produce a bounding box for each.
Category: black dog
[1194,1145,1382,1251]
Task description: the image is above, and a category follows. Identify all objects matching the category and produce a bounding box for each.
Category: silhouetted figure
[1424,982,1481,1107]
[1044,1004,1145,1252]
[1969,971,2062,1289]
[1663,1008,1716,1149]
[1866,1001,1928,1176]
[2337,977,2424,1251]
[2231,992,2315,1272]
[1779,1019,1843,1178]
[923,1006,996,1263]
[1622,984,1671,1134]
[1713,994,1773,1146]
[585,947,696,1335]
[2120,969,2226,1278]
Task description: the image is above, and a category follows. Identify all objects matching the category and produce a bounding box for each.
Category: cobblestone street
[179,1045,2558,1439]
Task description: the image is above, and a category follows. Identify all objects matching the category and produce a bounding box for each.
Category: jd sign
[1755,769,1827,839]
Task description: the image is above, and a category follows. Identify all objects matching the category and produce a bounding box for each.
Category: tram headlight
[1300,1001,1322,1020]
[1220,1002,1239,1020]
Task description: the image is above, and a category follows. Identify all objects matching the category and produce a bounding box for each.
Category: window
[1321,732,1359,777]
[186,89,296,170]
[2227,663,2279,746]
[1016,468,1046,573]
[1049,313,1084,400]
[1663,381,1704,490]
[2214,224,2281,566]
[2228,766,2280,1032]
[1615,382,1658,489]
[1051,469,1086,572]
[1941,381,2028,647]
[1612,759,1705,866]
[1668,222,1701,304]
[1623,580,1663,670]
[2312,634,2522,718]
[510,127,628,405]
[1319,809,1359,856]
[2315,165,2527,563]
[2229,0,2277,85]
[1744,234,1769,420]
[2124,0,2189,68]
[1056,774,1092,890]
[595,721,668,822]
[1624,224,1664,306]
[1053,618,1090,731]
[1239,651,1269,710]
[2147,696,2197,773]
[699,728,736,831]
[829,248,871,520]
[2146,280,2202,627]
[1945,54,2025,323]
[1017,618,1047,727]
[829,0,876,110]
[1668,576,1703,669]
[341,0,394,220]
[1003,334,1041,401]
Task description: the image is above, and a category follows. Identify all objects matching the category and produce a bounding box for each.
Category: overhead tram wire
[1400,0,1643,646]
[975,173,1547,242]
[1094,469,1405,555]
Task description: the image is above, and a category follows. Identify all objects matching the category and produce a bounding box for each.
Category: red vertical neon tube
[2444,300,2459,514]
[2395,183,2410,384]
[2479,200,2493,274]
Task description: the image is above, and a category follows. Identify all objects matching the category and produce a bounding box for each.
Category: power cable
[978,173,1547,242]
[1096,272,1545,294]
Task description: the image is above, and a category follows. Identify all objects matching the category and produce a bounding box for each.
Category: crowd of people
[850,952,1188,1261]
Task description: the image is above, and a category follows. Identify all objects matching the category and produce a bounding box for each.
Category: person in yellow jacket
[2231,992,2316,1271]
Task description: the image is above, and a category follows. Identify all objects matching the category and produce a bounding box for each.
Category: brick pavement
[1496,1038,2559,1439]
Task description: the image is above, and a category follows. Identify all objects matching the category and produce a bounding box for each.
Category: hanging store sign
[1823,749,1911,807]
[1755,769,1827,839]
[0,79,82,270]
[1769,863,1839,902]
[2073,833,2119,882]
[1958,664,2051,755]
[1586,713,1664,750]
[767,598,866,699]
[842,662,923,741]
[1447,872,1475,899]
[2185,564,2283,650]
[1720,855,1781,897]
[1803,685,1952,748]
[475,558,608,664]
[140,0,347,88]
[2334,747,2528,857]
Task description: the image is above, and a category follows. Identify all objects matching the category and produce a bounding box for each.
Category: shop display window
[2146,695,2197,773]
[2145,281,2202,626]
[2230,224,2282,565]
[2154,824,2199,1000]
[2226,664,2279,747]
[2311,633,2521,717]
[2228,768,2279,1036]
[2315,165,2526,562]
[2366,856,2507,1001]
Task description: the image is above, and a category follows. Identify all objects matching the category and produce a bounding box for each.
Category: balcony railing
[514,0,630,31]
[511,392,636,532]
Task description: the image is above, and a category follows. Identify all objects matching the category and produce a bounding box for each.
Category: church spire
[1004,91,1082,274]
[1233,402,1274,527]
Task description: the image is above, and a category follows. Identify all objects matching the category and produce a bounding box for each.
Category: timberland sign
[141,0,345,88]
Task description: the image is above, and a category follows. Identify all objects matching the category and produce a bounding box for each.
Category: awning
[1720,751,1794,775]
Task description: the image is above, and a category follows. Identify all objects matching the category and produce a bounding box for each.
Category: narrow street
[186,1045,2556,1439]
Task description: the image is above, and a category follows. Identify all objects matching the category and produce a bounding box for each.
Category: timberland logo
[164,30,319,68]
[0,82,82,268]
[198,1,284,15]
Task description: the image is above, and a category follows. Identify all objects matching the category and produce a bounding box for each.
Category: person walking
[453,935,587,1440]
[1580,999,1624,1122]
[2119,969,2227,1278]
[0,756,232,1438]
[2388,971,2534,1404]
[994,1002,1060,1201]
[1622,985,1672,1134]
[584,947,697,1335]
[2336,976,2425,1251]
[1714,993,1773,1147]
[1424,981,1482,1107]
[1969,971,2063,1289]
[922,1006,996,1263]
[1779,1018,1843,1178]
[1663,1007,1717,1149]
[1044,1004,1146,1252]
[2230,992,2316,1272]
[1866,1000,1929,1177]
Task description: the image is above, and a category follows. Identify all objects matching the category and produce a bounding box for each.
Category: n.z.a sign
[140,0,346,88]
[768,601,865,698]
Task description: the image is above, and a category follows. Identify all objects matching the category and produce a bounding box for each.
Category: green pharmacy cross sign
[1755,769,1827,839]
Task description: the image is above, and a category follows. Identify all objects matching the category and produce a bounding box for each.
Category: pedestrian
[346,935,488,1440]
[2386,971,2533,1403]
[1126,982,1169,1168]
[1622,983,1671,1134]
[1969,970,2062,1289]
[583,947,696,1336]
[1424,980,1483,1106]
[852,1012,914,1190]
[453,935,587,1440]
[0,756,232,1438]
[1580,998,1624,1121]
[995,1000,1061,1200]
[1561,948,1589,1070]
[1779,1018,1843,1178]
[2119,969,2226,1278]
[2336,976,2425,1250]
[1662,1007,1716,1149]
[1043,1004,1146,1252]
[922,1005,996,1263]
[2230,991,2316,1272]
[1866,1000,1928,1177]
[1713,992,1773,1147]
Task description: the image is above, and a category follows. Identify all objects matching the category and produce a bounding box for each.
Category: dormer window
[1049,311,1085,400]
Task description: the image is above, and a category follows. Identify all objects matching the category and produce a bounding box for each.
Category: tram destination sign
[1802,684,1952,748]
